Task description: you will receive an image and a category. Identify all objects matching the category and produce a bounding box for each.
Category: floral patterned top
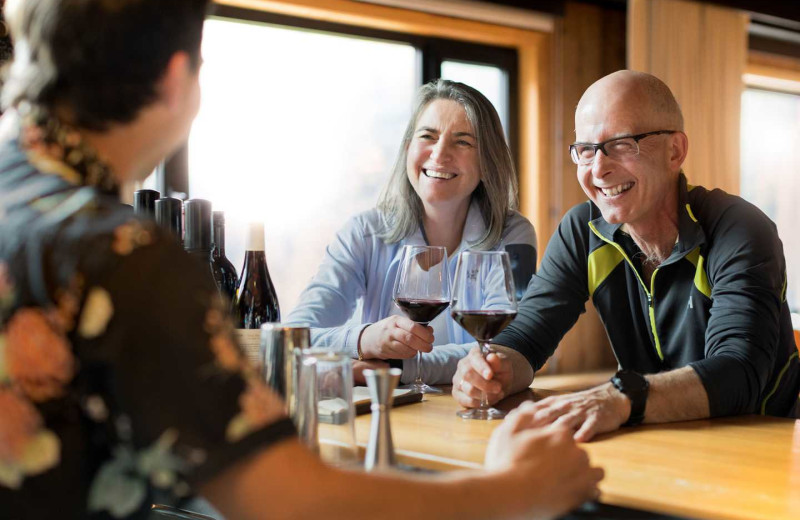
[0,106,295,519]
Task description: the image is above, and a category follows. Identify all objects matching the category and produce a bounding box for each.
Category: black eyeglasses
[569,130,677,165]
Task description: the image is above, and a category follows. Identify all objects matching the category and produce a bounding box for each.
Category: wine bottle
[133,189,159,218]
[183,199,216,285]
[235,222,280,328]
[211,211,238,301]
[155,197,183,241]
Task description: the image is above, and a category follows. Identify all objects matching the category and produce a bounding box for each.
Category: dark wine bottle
[155,197,183,241]
[183,199,216,285]
[235,222,280,328]
[211,211,238,301]
[133,189,159,218]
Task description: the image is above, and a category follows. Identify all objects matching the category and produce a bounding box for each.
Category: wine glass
[450,250,517,420]
[392,245,451,395]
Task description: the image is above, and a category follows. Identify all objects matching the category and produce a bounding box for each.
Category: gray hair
[377,79,518,250]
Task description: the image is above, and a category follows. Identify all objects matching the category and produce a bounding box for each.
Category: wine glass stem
[479,342,491,410]
[413,321,429,386]
[414,350,423,385]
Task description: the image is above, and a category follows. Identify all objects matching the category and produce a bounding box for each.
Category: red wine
[394,298,449,324]
[235,223,280,328]
[211,211,238,302]
[451,310,517,342]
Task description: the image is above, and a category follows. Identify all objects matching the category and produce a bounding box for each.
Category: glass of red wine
[392,245,451,395]
[451,250,517,420]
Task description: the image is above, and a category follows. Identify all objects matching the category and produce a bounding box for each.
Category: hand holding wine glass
[450,250,517,420]
[358,315,434,360]
[392,245,451,394]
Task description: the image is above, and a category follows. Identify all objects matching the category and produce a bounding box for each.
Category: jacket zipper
[589,222,664,360]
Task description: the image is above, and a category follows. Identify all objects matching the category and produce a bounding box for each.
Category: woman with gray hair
[288,79,537,386]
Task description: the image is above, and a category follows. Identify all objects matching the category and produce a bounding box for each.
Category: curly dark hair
[3,0,211,130]
[0,3,12,67]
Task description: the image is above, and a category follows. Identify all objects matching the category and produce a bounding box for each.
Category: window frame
[162,4,521,195]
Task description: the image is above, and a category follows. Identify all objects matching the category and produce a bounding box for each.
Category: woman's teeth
[600,182,633,197]
[424,169,456,180]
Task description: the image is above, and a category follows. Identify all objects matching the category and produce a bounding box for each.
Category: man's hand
[452,345,513,408]
[510,383,631,442]
[359,316,434,360]
[486,410,604,519]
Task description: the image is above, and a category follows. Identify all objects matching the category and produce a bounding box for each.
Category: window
[441,60,510,139]
[181,9,518,313]
[740,86,800,313]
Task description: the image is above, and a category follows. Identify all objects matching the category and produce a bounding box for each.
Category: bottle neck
[212,222,226,256]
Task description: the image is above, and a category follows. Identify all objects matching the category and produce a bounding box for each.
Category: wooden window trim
[214,0,554,257]
[746,50,800,94]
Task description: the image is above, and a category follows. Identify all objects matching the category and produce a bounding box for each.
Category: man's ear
[669,131,689,170]
[157,52,193,112]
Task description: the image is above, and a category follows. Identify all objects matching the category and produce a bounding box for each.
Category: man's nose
[590,148,613,178]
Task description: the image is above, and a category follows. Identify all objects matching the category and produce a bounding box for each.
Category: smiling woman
[404,99,481,246]
[286,79,537,386]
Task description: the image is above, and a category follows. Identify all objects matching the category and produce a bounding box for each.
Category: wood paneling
[628,0,749,195]
[538,1,626,374]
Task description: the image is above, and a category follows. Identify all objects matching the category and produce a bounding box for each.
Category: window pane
[740,88,800,312]
[441,60,509,137]
[189,18,416,313]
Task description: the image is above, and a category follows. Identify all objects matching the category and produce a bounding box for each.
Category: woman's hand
[352,360,390,384]
[359,316,434,360]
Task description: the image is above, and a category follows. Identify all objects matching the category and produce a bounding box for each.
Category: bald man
[452,70,800,439]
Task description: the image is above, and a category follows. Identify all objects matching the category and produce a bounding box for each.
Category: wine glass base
[457,407,506,420]
[400,383,444,395]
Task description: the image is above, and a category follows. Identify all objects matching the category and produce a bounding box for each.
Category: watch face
[615,370,648,393]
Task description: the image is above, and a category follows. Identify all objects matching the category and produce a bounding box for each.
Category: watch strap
[611,370,649,427]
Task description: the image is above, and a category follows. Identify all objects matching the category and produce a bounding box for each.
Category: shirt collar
[406,199,486,254]
[17,103,119,196]
[589,172,706,257]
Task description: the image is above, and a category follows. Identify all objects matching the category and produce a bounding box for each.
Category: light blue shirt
[286,201,536,384]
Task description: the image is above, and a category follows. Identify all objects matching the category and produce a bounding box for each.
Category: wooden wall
[536,1,627,374]
[629,0,749,195]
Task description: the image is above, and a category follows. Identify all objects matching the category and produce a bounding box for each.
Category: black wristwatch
[610,370,649,426]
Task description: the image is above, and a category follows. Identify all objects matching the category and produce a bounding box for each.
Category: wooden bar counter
[339,372,800,520]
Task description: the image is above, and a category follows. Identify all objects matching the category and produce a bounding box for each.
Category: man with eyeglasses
[453,70,800,438]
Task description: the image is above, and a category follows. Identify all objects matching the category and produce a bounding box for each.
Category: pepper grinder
[364,367,402,471]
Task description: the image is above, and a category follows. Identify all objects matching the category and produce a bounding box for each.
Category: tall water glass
[304,349,359,468]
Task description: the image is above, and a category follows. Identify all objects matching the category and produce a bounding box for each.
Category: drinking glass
[304,349,359,468]
[392,245,451,395]
[450,250,517,420]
